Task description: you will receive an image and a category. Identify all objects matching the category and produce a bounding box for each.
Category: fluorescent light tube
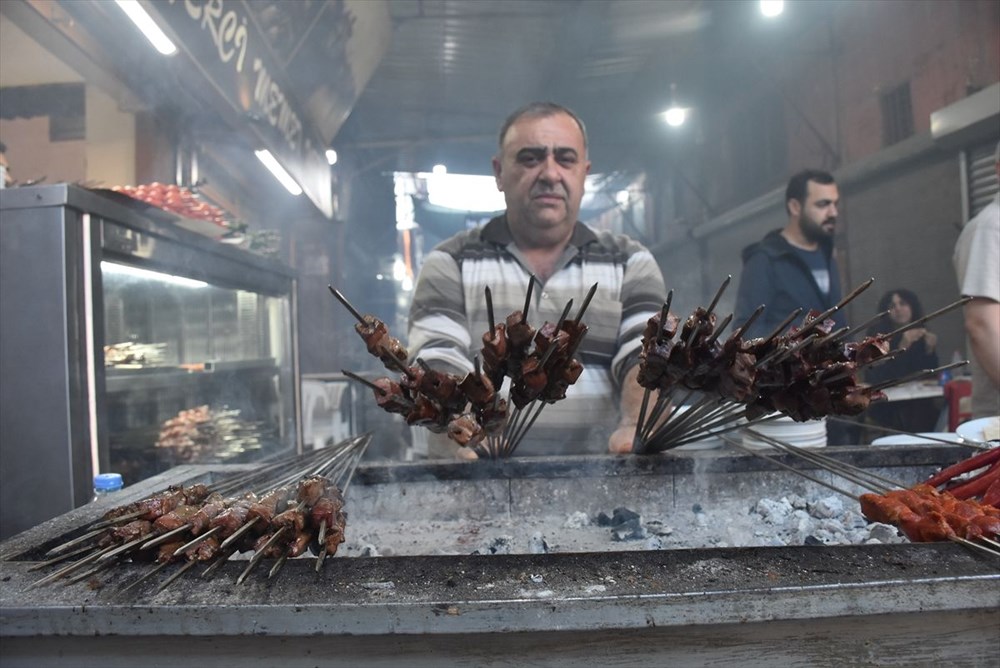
[102,261,208,288]
[115,1,178,56]
[255,150,303,196]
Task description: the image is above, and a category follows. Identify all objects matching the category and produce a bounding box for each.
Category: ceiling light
[615,190,630,206]
[255,150,303,195]
[432,164,447,175]
[115,1,178,55]
[760,0,784,18]
[663,107,688,127]
[102,261,207,288]
[326,149,338,166]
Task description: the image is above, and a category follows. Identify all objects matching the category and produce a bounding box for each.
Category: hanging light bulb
[661,83,690,128]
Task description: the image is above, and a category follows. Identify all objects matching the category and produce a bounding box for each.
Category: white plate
[956,416,1000,444]
[871,432,964,446]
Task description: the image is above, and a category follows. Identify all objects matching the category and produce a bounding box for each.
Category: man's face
[795,181,839,244]
[492,112,590,248]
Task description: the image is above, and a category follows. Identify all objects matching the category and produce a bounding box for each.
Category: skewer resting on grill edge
[31,437,368,594]
[725,431,1000,557]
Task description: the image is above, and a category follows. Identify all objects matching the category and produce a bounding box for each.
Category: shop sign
[152,0,332,217]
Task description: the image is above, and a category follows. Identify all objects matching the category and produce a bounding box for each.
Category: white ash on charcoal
[339,492,908,557]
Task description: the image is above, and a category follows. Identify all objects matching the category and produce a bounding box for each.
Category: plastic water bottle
[92,473,124,502]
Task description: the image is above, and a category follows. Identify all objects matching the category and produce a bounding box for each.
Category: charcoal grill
[1,445,998,667]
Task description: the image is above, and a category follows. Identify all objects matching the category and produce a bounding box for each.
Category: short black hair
[785,169,835,215]
[497,102,588,152]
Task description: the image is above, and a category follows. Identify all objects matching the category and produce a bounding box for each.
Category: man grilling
[406,102,667,458]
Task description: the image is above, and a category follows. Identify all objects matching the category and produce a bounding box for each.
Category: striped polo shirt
[407,215,666,456]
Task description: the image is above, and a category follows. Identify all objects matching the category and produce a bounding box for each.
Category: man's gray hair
[497,102,588,152]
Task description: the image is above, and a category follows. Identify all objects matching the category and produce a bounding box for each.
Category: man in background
[406,102,667,457]
[953,141,1000,419]
[733,169,846,340]
[733,169,850,443]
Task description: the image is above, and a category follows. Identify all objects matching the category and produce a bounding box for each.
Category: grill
[1,443,998,666]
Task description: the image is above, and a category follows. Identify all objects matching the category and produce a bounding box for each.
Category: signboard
[150,0,333,218]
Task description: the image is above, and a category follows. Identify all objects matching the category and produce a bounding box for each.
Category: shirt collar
[482,214,599,249]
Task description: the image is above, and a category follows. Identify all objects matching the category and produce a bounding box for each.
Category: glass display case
[0,184,299,538]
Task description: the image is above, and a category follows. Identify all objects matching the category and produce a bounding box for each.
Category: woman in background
[865,289,940,433]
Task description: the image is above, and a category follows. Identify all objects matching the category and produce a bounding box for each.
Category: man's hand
[608,423,637,454]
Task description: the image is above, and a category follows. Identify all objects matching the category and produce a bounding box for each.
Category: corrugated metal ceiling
[335,0,710,175]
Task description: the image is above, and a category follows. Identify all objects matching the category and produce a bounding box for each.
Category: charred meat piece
[505,311,536,356]
[296,476,330,506]
[417,366,466,412]
[448,413,486,447]
[185,533,222,562]
[355,315,408,367]
[152,504,201,533]
[247,487,290,526]
[190,494,227,534]
[156,540,187,563]
[458,370,495,408]
[99,520,154,547]
[372,377,413,414]
[208,496,255,537]
[478,397,509,434]
[273,506,307,533]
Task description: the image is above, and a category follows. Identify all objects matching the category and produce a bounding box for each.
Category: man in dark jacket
[733,169,846,340]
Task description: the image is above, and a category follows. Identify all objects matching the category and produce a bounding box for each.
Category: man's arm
[607,243,667,454]
[964,298,1000,387]
[608,365,644,453]
[407,249,473,375]
[732,251,773,339]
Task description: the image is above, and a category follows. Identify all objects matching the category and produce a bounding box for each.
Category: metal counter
[1,446,998,667]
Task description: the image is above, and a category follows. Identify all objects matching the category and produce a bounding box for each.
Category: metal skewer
[705,275,731,316]
[327,285,367,325]
[43,527,107,558]
[155,559,199,594]
[520,275,536,324]
[170,526,221,558]
[236,527,287,585]
[573,282,600,325]
[485,286,496,333]
[885,297,971,340]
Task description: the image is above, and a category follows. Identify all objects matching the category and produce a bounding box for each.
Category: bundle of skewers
[630,276,969,453]
[720,424,999,556]
[29,434,370,594]
[331,278,594,459]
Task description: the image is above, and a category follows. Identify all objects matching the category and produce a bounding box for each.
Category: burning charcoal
[563,511,590,529]
[473,536,514,555]
[808,496,845,519]
[611,507,641,525]
[644,519,674,537]
[527,532,549,554]
[611,518,647,541]
[866,523,905,544]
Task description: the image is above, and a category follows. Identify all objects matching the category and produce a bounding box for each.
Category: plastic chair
[944,378,973,431]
